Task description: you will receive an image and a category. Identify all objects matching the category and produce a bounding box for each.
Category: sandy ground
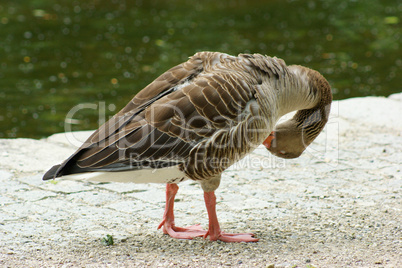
[0,94,401,267]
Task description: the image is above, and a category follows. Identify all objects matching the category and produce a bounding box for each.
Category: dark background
[1,0,400,138]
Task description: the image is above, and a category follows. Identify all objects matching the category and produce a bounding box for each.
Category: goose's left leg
[158,183,206,239]
[201,177,259,242]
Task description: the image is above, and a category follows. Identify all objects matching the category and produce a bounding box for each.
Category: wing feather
[47,52,265,181]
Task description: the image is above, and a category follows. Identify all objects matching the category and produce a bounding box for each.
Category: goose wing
[43,52,260,180]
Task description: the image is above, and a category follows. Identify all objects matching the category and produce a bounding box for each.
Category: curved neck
[267,65,332,158]
[289,65,332,142]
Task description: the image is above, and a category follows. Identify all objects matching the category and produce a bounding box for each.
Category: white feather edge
[60,166,189,184]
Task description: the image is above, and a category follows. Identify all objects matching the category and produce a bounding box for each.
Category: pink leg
[158,184,207,239]
[203,191,259,242]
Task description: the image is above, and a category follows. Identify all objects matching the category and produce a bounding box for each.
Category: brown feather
[43,51,332,183]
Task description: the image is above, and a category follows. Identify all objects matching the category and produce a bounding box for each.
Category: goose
[43,52,332,242]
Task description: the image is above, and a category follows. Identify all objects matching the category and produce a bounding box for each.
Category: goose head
[263,121,309,159]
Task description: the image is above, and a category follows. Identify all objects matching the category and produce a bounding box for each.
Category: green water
[1,0,400,138]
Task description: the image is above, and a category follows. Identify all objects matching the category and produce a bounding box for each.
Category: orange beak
[263,131,275,149]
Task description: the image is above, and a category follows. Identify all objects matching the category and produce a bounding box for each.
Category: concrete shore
[1,94,401,267]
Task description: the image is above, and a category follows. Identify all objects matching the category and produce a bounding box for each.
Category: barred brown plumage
[43,51,332,242]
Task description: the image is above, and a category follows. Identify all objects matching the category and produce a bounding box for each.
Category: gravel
[0,95,401,267]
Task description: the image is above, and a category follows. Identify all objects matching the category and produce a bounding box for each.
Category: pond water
[1,0,401,138]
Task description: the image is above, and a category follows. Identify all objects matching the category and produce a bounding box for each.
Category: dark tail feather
[43,165,61,180]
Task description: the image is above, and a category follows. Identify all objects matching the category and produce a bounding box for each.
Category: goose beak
[263,131,275,149]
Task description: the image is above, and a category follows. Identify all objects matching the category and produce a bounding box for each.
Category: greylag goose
[43,52,332,242]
